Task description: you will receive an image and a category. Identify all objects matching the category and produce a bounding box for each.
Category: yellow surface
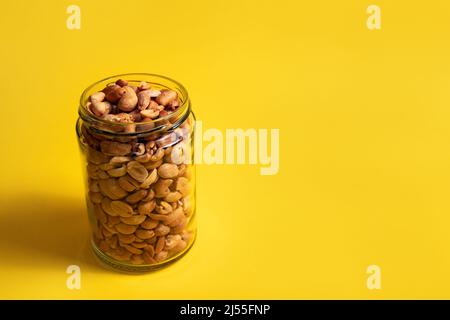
[1,0,450,299]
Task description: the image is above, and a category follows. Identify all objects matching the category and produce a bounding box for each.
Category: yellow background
[0,0,450,299]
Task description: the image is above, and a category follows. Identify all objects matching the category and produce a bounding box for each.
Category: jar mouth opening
[78,73,190,134]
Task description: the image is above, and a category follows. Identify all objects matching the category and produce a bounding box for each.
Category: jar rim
[78,73,190,135]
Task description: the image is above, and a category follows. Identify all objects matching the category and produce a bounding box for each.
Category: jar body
[76,74,196,272]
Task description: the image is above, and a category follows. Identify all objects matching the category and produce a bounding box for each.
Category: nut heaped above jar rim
[78,73,191,135]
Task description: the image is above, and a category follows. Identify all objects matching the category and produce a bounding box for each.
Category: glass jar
[76,73,196,273]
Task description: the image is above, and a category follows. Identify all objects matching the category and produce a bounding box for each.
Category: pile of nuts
[80,79,194,266]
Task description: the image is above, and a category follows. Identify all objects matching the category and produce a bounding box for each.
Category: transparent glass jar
[76,73,196,273]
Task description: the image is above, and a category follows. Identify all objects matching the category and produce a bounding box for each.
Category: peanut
[120,215,146,226]
[123,244,143,255]
[154,179,173,198]
[155,90,177,106]
[107,165,127,177]
[89,191,103,204]
[142,252,156,264]
[98,178,128,200]
[175,176,190,196]
[118,175,139,192]
[110,200,134,217]
[155,224,170,237]
[135,229,155,240]
[100,141,132,156]
[158,163,179,179]
[110,156,131,164]
[155,201,172,215]
[155,251,168,262]
[165,234,182,250]
[137,200,156,215]
[115,223,137,235]
[141,218,159,230]
[164,191,182,203]
[90,101,111,117]
[126,189,147,204]
[132,242,148,249]
[137,90,152,110]
[139,168,157,189]
[126,161,148,183]
[118,233,135,244]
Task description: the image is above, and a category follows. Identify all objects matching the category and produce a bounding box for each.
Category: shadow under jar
[76,73,196,273]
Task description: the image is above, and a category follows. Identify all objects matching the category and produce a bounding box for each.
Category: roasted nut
[110,200,134,217]
[144,159,163,170]
[135,152,151,163]
[164,191,182,203]
[154,179,173,198]
[90,92,106,104]
[149,89,161,98]
[141,218,159,230]
[155,224,170,236]
[115,223,138,235]
[118,86,138,111]
[142,252,156,264]
[138,81,150,91]
[165,234,182,250]
[175,177,190,196]
[139,168,157,189]
[136,229,155,240]
[89,191,103,204]
[131,242,148,249]
[89,180,100,192]
[101,197,117,216]
[158,163,179,179]
[126,189,147,204]
[98,178,128,200]
[93,204,107,224]
[137,200,156,215]
[155,201,173,215]
[118,233,135,244]
[118,175,139,192]
[142,189,155,202]
[140,106,163,119]
[97,170,109,179]
[172,240,187,253]
[90,101,111,117]
[99,162,115,171]
[100,141,132,156]
[155,251,168,262]
[120,215,146,226]
[123,244,143,255]
[115,79,128,87]
[104,84,126,103]
[155,236,165,254]
[165,207,185,226]
[137,90,151,110]
[110,156,131,164]
[148,213,168,222]
[107,165,127,177]
[87,148,110,165]
[126,161,148,183]
[131,143,146,157]
[156,90,177,106]
[108,215,121,225]
[109,248,132,262]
